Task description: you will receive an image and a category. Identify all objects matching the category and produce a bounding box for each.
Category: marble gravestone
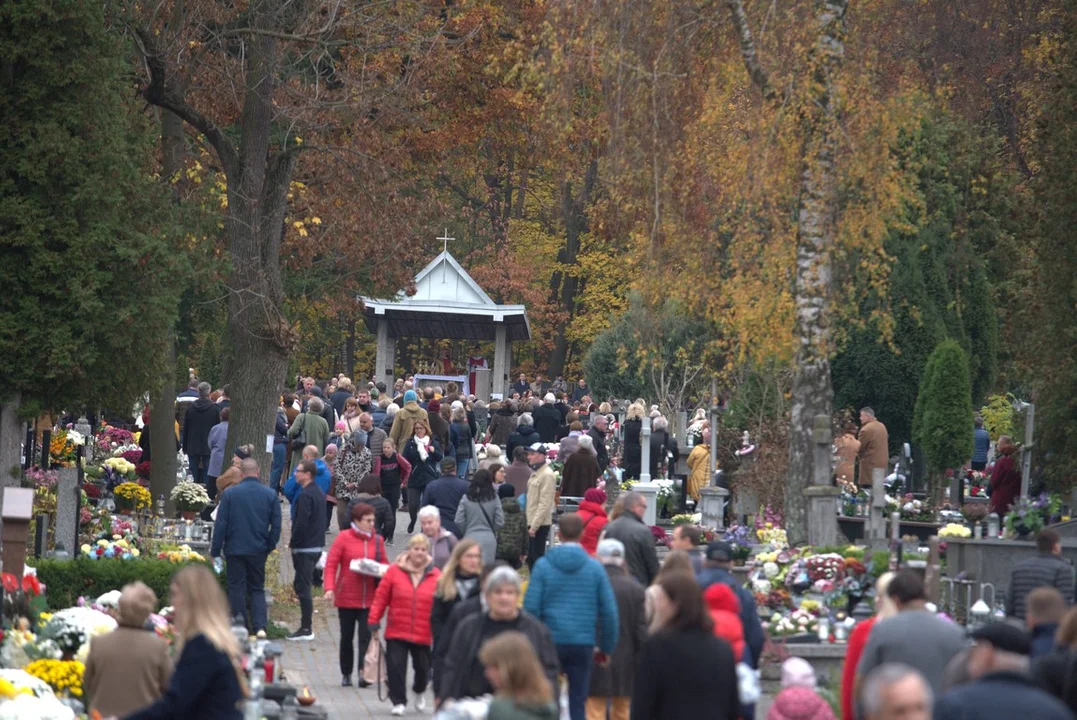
[54,467,79,557]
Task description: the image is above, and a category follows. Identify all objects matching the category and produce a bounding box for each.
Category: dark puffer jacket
[496,497,529,565]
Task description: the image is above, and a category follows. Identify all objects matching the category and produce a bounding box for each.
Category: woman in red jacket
[324,502,387,688]
[368,533,441,716]
[988,436,1021,517]
[840,572,896,720]
[576,488,609,555]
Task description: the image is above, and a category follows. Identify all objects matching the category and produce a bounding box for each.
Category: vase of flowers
[113,482,151,513]
[170,482,210,519]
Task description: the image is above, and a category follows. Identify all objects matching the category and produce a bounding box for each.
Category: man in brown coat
[857,407,890,486]
[84,582,172,718]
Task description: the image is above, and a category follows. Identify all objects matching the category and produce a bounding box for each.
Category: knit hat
[403,390,418,403]
[428,399,441,413]
[584,488,607,504]
[596,538,625,562]
[781,657,816,689]
[498,484,516,499]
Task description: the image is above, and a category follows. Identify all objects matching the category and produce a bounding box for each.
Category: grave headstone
[634,483,659,526]
[805,414,840,547]
[865,467,888,549]
[75,416,92,462]
[54,466,79,559]
[699,486,730,530]
[1,487,34,577]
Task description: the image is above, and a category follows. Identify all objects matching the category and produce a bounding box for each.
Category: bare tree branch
[135,27,238,174]
[726,0,776,101]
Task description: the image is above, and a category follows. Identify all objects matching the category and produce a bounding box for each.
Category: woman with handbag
[454,469,504,565]
[324,502,386,688]
[288,397,330,472]
[368,533,441,716]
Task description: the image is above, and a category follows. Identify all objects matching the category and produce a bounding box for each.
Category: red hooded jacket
[703,582,745,662]
[576,500,608,555]
[368,559,441,646]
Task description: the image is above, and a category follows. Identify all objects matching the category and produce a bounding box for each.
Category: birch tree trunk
[726,0,848,545]
[785,0,847,546]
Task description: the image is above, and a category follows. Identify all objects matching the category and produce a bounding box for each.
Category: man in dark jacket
[422,457,469,537]
[181,382,220,488]
[587,415,610,472]
[511,373,531,398]
[533,395,563,443]
[1008,530,1075,620]
[211,458,282,633]
[571,378,589,403]
[588,538,647,720]
[506,414,541,460]
[601,491,659,587]
[697,540,765,669]
[288,459,326,641]
[935,623,1072,720]
[1026,587,1065,659]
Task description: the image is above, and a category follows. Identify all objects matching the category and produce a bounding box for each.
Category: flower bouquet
[763,608,819,638]
[47,432,78,468]
[112,482,150,512]
[0,669,76,720]
[1003,493,1058,538]
[80,538,140,561]
[34,607,116,662]
[938,523,971,539]
[156,544,205,564]
[23,659,83,699]
[170,482,210,516]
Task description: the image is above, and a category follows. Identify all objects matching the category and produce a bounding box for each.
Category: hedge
[31,557,222,610]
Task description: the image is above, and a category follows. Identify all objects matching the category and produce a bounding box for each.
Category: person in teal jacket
[523,512,618,720]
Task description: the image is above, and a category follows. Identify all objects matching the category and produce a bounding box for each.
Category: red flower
[1,574,18,593]
[96,547,104,557]
[22,575,41,596]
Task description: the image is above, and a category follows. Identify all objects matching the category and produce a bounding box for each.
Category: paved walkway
[277,505,419,719]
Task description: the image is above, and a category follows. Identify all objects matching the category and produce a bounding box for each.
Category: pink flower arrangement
[121,449,143,464]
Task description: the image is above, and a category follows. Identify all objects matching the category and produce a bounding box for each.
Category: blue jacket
[211,477,281,558]
[125,633,242,720]
[1030,623,1059,660]
[422,474,469,537]
[698,566,764,668]
[973,427,991,463]
[282,458,331,520]
[524,543,618,651]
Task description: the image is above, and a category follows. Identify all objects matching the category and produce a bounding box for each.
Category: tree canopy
[0,0,184,416]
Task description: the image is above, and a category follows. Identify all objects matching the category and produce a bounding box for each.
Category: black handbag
[290,414,307,451]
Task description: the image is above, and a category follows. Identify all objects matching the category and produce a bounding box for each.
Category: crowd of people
[126,370,1077,720]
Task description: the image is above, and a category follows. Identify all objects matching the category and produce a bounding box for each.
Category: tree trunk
[785,0,847,546]
[149,340,179,511]
[139,1,297,484]
[549,160,598,378]
[0,393,24,517]
[149,103,184,510]
[221,5,296,480]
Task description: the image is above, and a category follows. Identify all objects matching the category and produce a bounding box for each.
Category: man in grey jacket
[1008,529,1075,620]
[601,491,658,586]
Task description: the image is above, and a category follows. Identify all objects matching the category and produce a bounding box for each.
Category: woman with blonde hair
[840,571,897,720]
[480,631,558,720]
[368,533,441,716]
[430,540,483,685]
[622,403,645,480]
[126,565,245,719]
[84,582,172,718]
